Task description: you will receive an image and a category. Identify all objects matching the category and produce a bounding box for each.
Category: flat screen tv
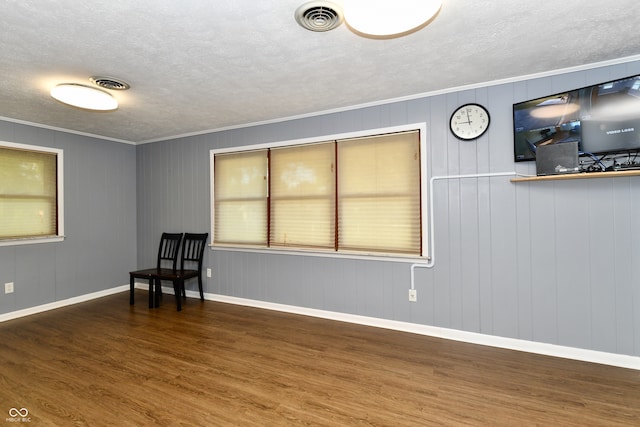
[513,74,640,161]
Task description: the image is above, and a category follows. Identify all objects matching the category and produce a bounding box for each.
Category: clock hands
[463,108,486,128]
[462,108,472,126]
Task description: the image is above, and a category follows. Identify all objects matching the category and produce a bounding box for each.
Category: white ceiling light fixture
[343,0,443,38]
[50,83,118,111]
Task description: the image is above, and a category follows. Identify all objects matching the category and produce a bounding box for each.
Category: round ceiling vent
[295,1,343,32]
[89,76,130,90]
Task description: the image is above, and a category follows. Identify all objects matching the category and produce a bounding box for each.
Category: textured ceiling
[1,0,640,144]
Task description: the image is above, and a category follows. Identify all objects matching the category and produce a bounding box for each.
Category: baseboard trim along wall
[0,285,130,323]
[203,292,639,371]
[2,283,638,371]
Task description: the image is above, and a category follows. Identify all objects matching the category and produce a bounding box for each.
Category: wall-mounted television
[513,74,640,162]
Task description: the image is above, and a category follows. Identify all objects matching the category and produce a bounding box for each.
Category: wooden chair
[151,232,209,311]
[129,232,183,309]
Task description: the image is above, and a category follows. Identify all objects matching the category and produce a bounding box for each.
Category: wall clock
[449,103,490,140]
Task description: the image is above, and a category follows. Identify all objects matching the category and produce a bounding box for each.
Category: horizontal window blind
[337,131,421,255]
[211,127,424,257]
[0,146,58,239]
[214,150,268,245]
[269,142,335,249]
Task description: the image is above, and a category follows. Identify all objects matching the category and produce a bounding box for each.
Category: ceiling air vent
[90,76,130,91]
[295,1,343,32]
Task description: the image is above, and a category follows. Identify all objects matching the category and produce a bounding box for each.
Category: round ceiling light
[343,0,442,38]
[50,83,118,111]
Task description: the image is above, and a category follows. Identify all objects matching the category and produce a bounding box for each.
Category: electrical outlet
[206,268,212,278]
[408,289,417,302]
[5,282,14,294]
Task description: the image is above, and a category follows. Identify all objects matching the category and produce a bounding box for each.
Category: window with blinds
[337,132,421,255]
[213,150,268,245]
[270,142,336,250]
[211,127,424,258]
[0,142,63,243]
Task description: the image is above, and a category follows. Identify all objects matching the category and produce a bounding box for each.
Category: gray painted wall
[137,60,640,358]
[0,121,137,314]
[1,60,637,359]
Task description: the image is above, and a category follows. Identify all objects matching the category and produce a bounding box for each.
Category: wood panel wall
[1,60,638,360]
[0,122,137,313]
[137,60,640,358]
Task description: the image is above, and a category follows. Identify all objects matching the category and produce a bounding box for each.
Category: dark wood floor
[1,291,639,426]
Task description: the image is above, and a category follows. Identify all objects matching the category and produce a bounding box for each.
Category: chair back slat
[156,232,183,272]
[180,233,208,271]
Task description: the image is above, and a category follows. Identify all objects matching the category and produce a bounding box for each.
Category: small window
[337,132,421,255]
[270,142,336,250]
[0,141,64,245]
[213,150,268,246]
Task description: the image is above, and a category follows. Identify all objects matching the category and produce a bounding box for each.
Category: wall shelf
[511,169,640,182]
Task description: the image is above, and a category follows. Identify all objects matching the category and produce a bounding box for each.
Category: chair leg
[154,279,162,308]
[198,275,204,301]
[148,279,154,308]
[172,280,179,299]
[175,280,183,311]
[130,275,135,305]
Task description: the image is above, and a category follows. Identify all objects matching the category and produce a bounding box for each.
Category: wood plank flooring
[1,291,639,426]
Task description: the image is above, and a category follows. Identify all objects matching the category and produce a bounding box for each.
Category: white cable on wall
[411,171,518,290]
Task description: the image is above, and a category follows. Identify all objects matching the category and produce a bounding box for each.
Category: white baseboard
[3,283,639,371]
[0,285,129,323]
[202,291,640,371]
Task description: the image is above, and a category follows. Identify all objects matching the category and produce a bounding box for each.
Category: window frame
[0,141,65,247]
[210,123,429,262]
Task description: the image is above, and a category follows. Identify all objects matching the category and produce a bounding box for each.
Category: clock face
[449,103,490,140]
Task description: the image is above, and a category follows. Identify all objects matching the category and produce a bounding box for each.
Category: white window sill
[209,244,430,264]
[0,236,65,247]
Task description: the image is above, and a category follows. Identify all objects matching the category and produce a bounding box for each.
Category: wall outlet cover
[5,282,14,294]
